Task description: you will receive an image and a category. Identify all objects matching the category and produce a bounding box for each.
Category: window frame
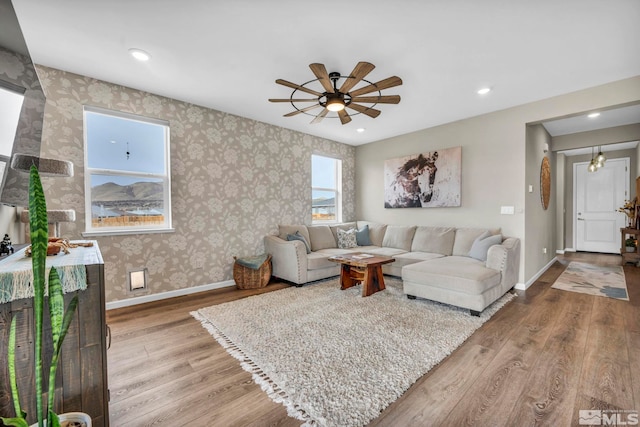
[82,106,173,236]
[311,154,342,224]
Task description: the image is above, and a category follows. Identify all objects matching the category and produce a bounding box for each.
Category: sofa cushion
[364,247,408,257]
[452,228,499,256]
[393,252,445,269]
[307,250,350,270]
[337,228,358,249]
[286,231,310,254]
[355,225,372,246]
[279,225,310,245]
[382,225,417,251]
[307,225,337,251]
[402,256,501,294]
[357,221,387,247]
[468,232,503,262]
[411,226,455,255]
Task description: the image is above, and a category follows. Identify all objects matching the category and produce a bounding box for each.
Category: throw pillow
[337,228,358,249]
[287,231,311,254]
[355,225,372,246]
[468,231,503,262]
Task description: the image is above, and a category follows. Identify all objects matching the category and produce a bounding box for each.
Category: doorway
[574,157,629,253]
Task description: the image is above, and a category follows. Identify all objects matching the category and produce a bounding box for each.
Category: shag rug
[551,261,628,301]
[191,277,515,427]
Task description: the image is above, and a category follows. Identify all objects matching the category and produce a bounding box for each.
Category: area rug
[191,277,515,427]
[551,261,628,301]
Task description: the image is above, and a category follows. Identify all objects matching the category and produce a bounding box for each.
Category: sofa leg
[407,295,417,300]
[470,310,481,317]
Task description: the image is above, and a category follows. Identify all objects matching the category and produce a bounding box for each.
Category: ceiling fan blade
[284,104,321,117]
[276,79,323,97]
[269,98,318,103]
[339,62,375,94]
[309,63,334,93]
[347,103,381,118]
[310,108,329,124]
[350,95,401,104]
[338,109,352,125]
[349,76,403,97]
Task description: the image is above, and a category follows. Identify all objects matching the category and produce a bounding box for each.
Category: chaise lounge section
[264,221,520,315]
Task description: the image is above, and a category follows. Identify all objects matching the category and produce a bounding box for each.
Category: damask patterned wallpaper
[35,66,356,303]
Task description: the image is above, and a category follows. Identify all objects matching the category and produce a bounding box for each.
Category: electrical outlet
[500,206,515,215]
[543,247,547,254]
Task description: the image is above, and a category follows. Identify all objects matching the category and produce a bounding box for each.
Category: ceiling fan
[269,62,402,125]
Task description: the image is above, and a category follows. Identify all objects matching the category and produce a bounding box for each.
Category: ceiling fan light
[326,97,345,112]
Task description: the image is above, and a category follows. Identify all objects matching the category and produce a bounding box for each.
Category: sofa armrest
[264,235,308,284]
[486,237,520,289]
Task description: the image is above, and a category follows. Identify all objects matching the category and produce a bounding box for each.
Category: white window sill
[82,227,175,237]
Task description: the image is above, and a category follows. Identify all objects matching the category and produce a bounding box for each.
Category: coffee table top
[328,252,395,267]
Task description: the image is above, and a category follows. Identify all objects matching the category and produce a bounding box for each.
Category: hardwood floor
[106,253,639,426]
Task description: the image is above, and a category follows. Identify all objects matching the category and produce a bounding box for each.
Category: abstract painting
[384,146,461,208]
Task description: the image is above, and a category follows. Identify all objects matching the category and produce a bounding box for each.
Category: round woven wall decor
[540,157,551,210]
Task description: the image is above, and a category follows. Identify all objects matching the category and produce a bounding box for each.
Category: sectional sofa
[264,221,520,315]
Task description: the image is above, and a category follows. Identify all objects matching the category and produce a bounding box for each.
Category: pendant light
[595,146,606,168]
[587,147,598,172]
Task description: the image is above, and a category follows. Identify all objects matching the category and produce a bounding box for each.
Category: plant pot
[29,412,92,427]
[626,246,636,253]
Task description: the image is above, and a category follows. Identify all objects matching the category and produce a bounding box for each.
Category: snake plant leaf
[48,267,64,350]
[48,409,61,427]
[47,267,79,413]
[29,164,48,426]
[47,276,78,413]
[5,316,26,421]
[0,416,29,427]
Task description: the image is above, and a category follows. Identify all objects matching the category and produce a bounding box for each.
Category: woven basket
[233,254,272,289]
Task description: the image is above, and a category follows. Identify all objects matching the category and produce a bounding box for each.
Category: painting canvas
[384,146,461,208]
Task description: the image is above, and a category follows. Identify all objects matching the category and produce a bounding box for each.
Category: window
[83,106,172,235]
[312,154,342,223]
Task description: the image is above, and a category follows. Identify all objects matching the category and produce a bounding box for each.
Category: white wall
[356,75,640,285]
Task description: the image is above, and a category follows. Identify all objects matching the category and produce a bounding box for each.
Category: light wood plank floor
[106,253,639,426]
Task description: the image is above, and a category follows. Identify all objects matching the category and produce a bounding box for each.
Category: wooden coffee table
[328,253,395,297]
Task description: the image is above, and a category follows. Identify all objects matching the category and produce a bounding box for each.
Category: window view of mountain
[91,181,164,227]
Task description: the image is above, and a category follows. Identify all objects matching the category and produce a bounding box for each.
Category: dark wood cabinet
[0,243,109,426]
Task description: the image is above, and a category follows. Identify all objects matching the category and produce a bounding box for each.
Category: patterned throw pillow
[337,228,358,249]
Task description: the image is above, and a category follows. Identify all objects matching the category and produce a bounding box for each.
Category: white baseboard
[564,248,576,252]
[556,249,565,255]
[515,256,558,291]
[106,280,235,310]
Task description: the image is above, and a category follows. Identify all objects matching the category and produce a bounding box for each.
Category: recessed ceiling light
[587,112,600,118]
[356,128,365,133]
[477,87,491,95]
[129,48,151,61]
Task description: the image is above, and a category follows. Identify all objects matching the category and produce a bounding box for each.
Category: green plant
[626,237,637,247]
[1,166,79,427]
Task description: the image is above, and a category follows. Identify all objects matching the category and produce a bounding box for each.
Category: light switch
[528,185,533,193]
[500,206,515,215]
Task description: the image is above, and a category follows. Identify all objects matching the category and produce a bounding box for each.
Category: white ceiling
[10,0,640,146]
[542,104,640,136]
[557,140,639,157]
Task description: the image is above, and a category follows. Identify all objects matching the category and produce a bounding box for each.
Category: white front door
[575,157,629,253]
